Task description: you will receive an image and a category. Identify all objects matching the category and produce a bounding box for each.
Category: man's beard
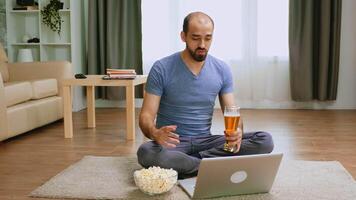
[187,46,208,62]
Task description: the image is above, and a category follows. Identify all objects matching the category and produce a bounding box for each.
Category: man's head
[181,12,214,62]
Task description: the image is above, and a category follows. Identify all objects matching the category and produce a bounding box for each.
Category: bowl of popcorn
[134,166,178,195]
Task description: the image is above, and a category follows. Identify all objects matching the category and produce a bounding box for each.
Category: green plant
[41,0,63,36]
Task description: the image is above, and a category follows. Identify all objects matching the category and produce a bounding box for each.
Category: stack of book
[106,68,137,79]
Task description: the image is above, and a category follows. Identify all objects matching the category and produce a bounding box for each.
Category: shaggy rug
[30,156,356,200]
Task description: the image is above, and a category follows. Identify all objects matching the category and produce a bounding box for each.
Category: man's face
[181,18,213,62]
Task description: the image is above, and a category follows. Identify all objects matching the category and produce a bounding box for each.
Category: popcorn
[134,166,178,195]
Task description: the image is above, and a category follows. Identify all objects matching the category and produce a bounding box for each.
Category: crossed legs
[137,132,274,177]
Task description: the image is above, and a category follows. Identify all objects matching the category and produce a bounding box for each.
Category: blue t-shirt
[146,52,233,136]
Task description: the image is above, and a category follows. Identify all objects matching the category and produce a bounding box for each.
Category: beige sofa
[0,44,72,141]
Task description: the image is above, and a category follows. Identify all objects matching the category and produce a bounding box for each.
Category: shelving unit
[5,0,77,62]
[6,0,86,111]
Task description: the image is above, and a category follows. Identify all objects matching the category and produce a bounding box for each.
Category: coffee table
[62,75,147,140]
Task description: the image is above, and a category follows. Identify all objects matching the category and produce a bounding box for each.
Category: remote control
[74,74,87,79]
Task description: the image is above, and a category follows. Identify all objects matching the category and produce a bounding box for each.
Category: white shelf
[59,9,71,13]
[10,10,39,13]
[11,43,72,46]
[12,43,40,46]
[10,9,69,13]
[42,43,71,46]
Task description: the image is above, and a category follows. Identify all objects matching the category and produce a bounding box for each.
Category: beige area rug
[30,156,356,200]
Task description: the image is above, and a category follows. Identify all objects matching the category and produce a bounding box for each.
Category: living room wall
[0,1,7,49]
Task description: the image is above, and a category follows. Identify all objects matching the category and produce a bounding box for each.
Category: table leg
[126,84,135,140]
[87,85,96,128]
[63,86,73,138]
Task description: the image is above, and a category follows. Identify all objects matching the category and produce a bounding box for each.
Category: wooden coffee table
[62,75,147,140]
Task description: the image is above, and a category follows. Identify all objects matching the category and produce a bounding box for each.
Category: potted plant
[41,0,64,36]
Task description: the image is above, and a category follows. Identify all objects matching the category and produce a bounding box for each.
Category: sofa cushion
[6,96,63,138]
[0,62,9,82]
[4,81,32,107]
[31,79,58,99]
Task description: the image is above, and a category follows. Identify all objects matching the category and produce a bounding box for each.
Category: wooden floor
[0,108,356,200]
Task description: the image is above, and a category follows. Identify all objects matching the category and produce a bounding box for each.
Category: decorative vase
[17,48,34,62]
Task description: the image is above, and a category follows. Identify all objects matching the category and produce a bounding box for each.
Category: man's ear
[180,31,186,42]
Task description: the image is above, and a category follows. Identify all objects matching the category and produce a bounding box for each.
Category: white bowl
[134,167,178,195]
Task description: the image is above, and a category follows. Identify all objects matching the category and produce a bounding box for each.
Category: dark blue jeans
[137,132,274,177]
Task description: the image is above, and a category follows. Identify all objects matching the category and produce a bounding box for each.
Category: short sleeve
[219,63,234,95]
[145,61,164,96]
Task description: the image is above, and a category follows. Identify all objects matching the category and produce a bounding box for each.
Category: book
[108,71,136,75]
[102,74,136,80]
[105,68,137,80]
[106,68,136,74]
[109,74,137,78]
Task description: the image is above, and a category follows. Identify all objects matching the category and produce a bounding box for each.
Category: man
[137,12,274,178]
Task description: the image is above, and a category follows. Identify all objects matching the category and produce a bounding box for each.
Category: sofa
[0,43,72,141]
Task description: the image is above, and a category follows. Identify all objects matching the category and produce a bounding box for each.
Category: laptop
[178,153,283,199]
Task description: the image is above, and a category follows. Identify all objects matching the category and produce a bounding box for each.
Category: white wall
[329,0,356,109]
[72,0,87,112]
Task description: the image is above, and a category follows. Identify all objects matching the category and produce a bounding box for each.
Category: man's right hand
[151,125,180,148]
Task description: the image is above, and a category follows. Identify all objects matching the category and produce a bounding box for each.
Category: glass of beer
[223,106,240,152]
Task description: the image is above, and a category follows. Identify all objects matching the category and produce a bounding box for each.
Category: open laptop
[178,153,283,199]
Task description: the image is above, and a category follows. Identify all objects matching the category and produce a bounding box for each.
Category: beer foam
[224,114,240,117]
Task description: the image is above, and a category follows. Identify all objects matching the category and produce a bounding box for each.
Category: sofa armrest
[0,74,8,140]
[7,61,73,97]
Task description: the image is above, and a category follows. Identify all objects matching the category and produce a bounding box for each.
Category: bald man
[137,12,274,178]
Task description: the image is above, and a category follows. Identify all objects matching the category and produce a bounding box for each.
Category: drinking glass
[223,106,240,152]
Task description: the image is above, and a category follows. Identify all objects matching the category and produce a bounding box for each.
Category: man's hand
[151,125,180,148]
[224,127,243,152]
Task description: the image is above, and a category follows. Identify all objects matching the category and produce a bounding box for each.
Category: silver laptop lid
[193,153,283,199]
